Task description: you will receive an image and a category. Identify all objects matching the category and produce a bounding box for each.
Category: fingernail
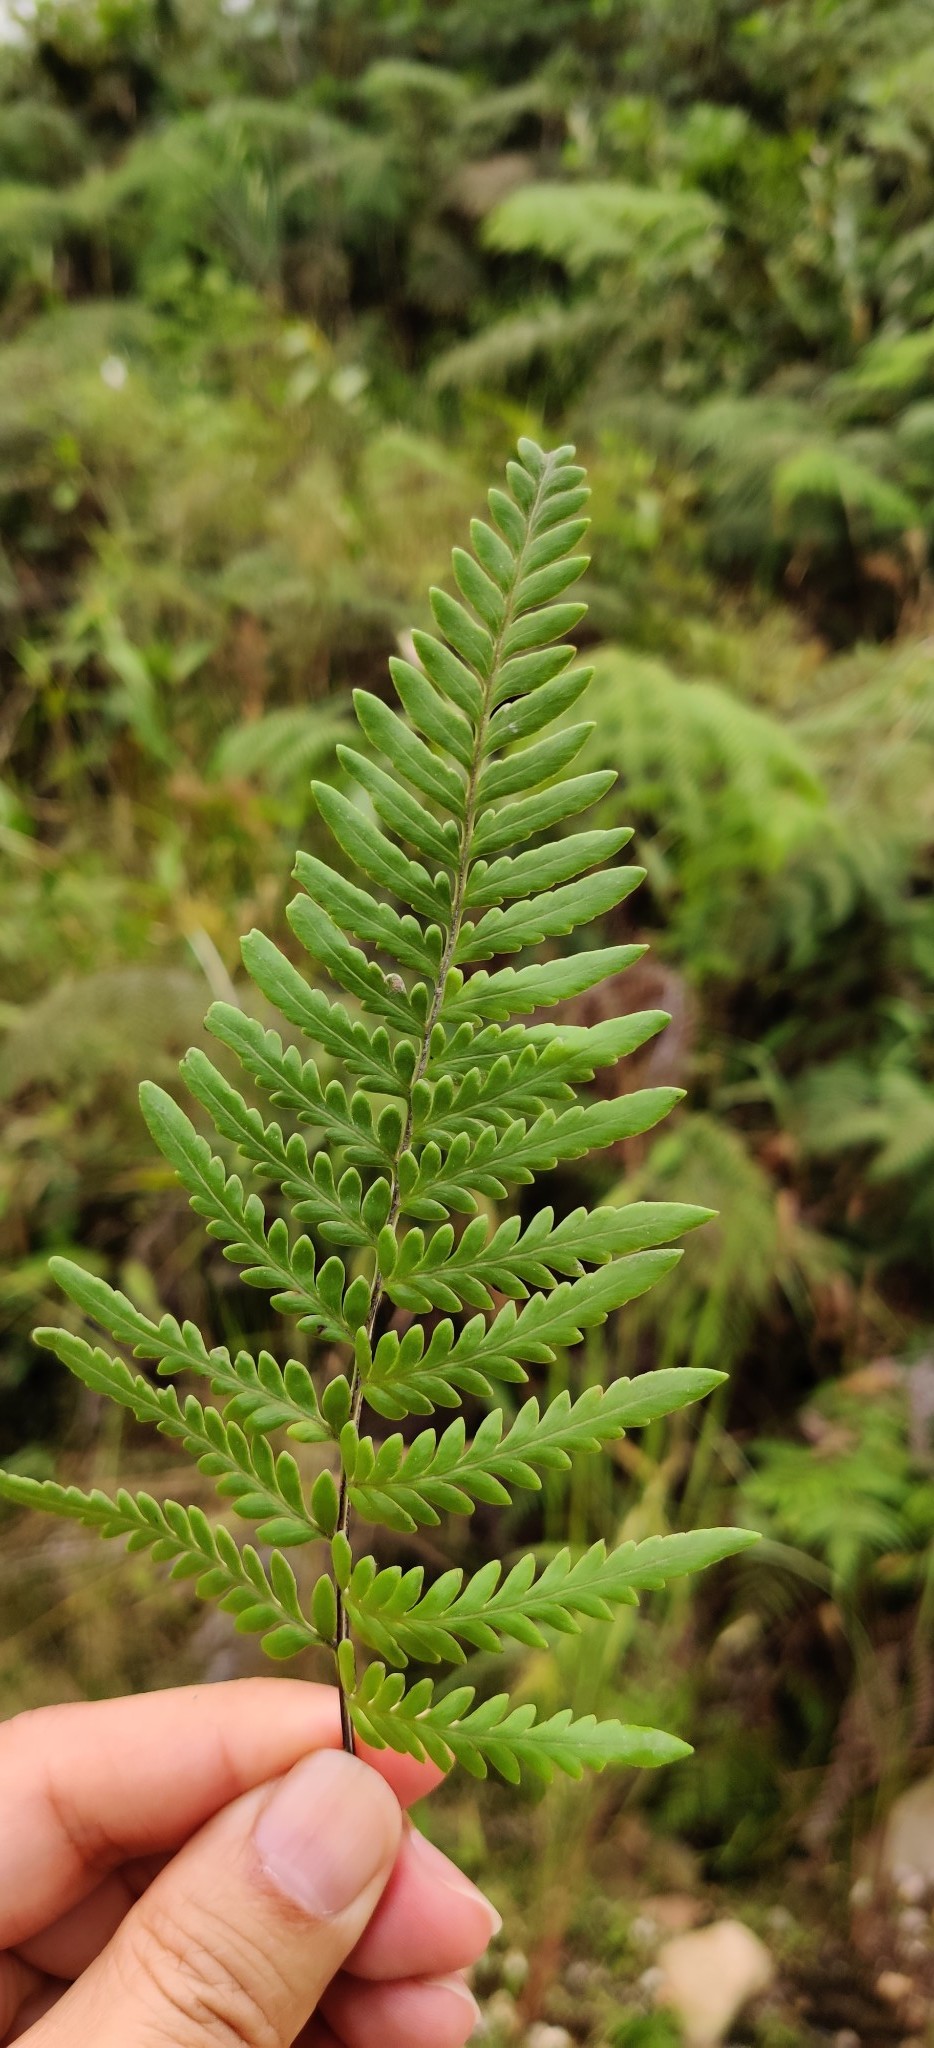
[254,1750,399,1918]
[407,1826,503,1938]
[429,1972,483,2019]
[426,1972,483,2031]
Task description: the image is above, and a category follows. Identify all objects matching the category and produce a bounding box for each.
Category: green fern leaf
[285,898,428,1032]
[437,948,646,1027]
[292,852,444,976]
[352,689,466,815]
[345,1370,725,1524]
[0,1473,318,1660]
[349,1661,691,1782]
[361,1261,690,1416]
[469,770,617,857]
[398,1089,682,1219]
[47,1257,331,1441]
[381,1200,711,1313]
[347,1526,759,1663]
[181,1046,393,1182]
[140,1082,369,1339]
[3,438,757,1786]
[33,1329,322,1545]
[425,1012,665,1089]
[237,934,407,1092]
[389,650,477,757]
[455,868,643,964]
[464,827,633,903]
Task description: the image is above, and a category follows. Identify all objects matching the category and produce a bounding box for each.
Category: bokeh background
[2,3,934,2043]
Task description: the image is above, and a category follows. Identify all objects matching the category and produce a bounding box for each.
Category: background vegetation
[1,1,933,2040]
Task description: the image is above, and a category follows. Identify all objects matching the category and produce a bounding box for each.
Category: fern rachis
[0,439,757,1784]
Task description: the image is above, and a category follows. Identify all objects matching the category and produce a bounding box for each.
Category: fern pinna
[0,439,755,1784]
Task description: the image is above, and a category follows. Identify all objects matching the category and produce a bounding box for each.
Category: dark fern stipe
[0,440,757,1784]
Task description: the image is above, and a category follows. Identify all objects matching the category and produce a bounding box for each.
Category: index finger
[0,1679,442,1950]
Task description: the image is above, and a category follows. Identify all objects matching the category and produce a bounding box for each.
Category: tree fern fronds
[429,299,623,396]
[5,438,755,1786]
[46,1258,331,1441]
[33,1330,323,1546]
[0,1474,319,1661]
[481,178,721,275]
[344,1371,727,1527]
[348,1661,691,1783]
[346,1526,760,1663]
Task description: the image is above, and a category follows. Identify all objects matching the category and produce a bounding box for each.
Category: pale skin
[0,1679,500,2047]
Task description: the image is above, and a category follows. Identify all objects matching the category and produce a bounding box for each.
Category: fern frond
[424,1012,664,1089]
[381,1200,710,1314]
[5,438,755,1787]
[284,899,431,1033]
[419,1016,668,1140]
[292,852,444,976]
[345,1370,726,1522]
[235,937,408,1094]
[397,1089,682,1220]
[483,179,721,276]
[463,827,633,903]
[360,1258,686,1416]
[182,1045,392,1182]
[47,1257,331,1441]
[34,1329,322,1546]
[454,868,643,964]
[347,1527,760,1663]
[348,1660,691,1783]
[140,1083,372,1339]
[437,946,646,1029]
[465,772,617,856]
[0,1473,318,1661]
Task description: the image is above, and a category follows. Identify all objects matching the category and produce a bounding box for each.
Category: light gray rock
[655,1919,775,2048]
[483,1989,522,2041]
[882,1777,934,1890]
[525,2028,573,2048]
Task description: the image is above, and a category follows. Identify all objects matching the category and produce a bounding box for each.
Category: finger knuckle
[119,1894,285,2048]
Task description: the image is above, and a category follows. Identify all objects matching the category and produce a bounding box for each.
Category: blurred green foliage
[1,0,934,1951]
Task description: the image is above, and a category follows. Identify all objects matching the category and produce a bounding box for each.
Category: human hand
[0,1679,499,2046]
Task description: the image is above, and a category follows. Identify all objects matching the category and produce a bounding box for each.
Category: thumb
[37,1749,402,2048]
